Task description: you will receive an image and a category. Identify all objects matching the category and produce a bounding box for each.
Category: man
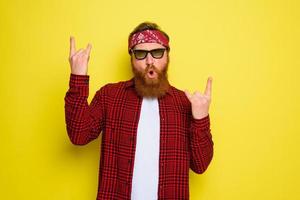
[64,22,214,200]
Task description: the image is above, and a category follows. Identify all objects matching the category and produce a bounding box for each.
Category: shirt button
[128,159,131,164]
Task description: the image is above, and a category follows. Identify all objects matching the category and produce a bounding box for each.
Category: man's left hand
[184,77,213,119]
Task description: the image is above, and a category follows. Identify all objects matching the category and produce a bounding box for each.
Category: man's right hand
[69,36,92,75]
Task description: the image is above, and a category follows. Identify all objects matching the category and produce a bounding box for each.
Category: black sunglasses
[130,48,166,60]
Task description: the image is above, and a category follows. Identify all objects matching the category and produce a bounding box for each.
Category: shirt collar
[124,77,174,96]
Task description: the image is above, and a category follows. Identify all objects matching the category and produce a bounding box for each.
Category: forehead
[133,42,165,50]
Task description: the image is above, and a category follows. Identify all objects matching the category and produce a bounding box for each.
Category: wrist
[192,111,208,120]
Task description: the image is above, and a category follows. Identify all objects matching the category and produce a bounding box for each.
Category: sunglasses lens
[133,50,147,60]
[132,48,166,60]
[151,49,165,58]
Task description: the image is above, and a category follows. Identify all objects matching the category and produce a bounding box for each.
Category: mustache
[144,64,159,74]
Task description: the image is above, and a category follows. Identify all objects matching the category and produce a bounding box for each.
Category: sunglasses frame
[130,48,167,60]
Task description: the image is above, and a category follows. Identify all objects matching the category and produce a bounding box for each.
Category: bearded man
[64,22,214,200]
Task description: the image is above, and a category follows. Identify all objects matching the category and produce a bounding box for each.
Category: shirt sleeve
[64,73,105,145]
[189,114,214,174]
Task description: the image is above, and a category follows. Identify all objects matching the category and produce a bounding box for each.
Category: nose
[145,52,154,65]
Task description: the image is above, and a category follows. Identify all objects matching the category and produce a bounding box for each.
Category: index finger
[69,36,76,57]
[85,43,92,56]
[204,76,212,97]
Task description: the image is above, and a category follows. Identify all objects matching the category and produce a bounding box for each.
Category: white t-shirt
[131,97,160,200]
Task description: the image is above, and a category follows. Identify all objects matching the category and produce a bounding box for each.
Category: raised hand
[184,77,213,119]
[68,36,92,75]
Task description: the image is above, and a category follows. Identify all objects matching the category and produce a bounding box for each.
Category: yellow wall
[1,0,299,199]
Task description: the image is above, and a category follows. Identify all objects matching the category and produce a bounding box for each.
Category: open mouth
[147,69,156,78]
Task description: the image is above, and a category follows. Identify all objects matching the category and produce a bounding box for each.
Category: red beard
[132,63,170,98]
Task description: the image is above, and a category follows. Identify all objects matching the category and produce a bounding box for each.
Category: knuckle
[70,55,76,61]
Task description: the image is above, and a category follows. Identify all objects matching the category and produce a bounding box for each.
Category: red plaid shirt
[64,74,214,200]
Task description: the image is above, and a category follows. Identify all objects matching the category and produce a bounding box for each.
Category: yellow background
[1,0,299,199]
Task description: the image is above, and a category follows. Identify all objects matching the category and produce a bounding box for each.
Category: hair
[128,22,170,51]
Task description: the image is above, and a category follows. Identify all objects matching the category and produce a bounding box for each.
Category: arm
[64,73,105,145]
[64,36,104,145]
[189,114,214,174]
[184,77,214,173]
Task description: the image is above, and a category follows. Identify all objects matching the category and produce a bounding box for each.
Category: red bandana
[128,29,169,53]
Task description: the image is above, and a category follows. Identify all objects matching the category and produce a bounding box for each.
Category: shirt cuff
[68,73,90,97]
[69,73,90,87]
[191,114,210,130]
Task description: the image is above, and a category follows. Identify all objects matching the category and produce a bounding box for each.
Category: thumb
[184,90,192,100]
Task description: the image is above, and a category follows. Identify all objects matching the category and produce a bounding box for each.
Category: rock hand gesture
[68,36,92,75]
[184,77,213,120]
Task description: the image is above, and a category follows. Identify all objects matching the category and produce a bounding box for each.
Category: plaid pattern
[64,74,214,200]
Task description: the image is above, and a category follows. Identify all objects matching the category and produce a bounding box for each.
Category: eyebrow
[133,48,166,51]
